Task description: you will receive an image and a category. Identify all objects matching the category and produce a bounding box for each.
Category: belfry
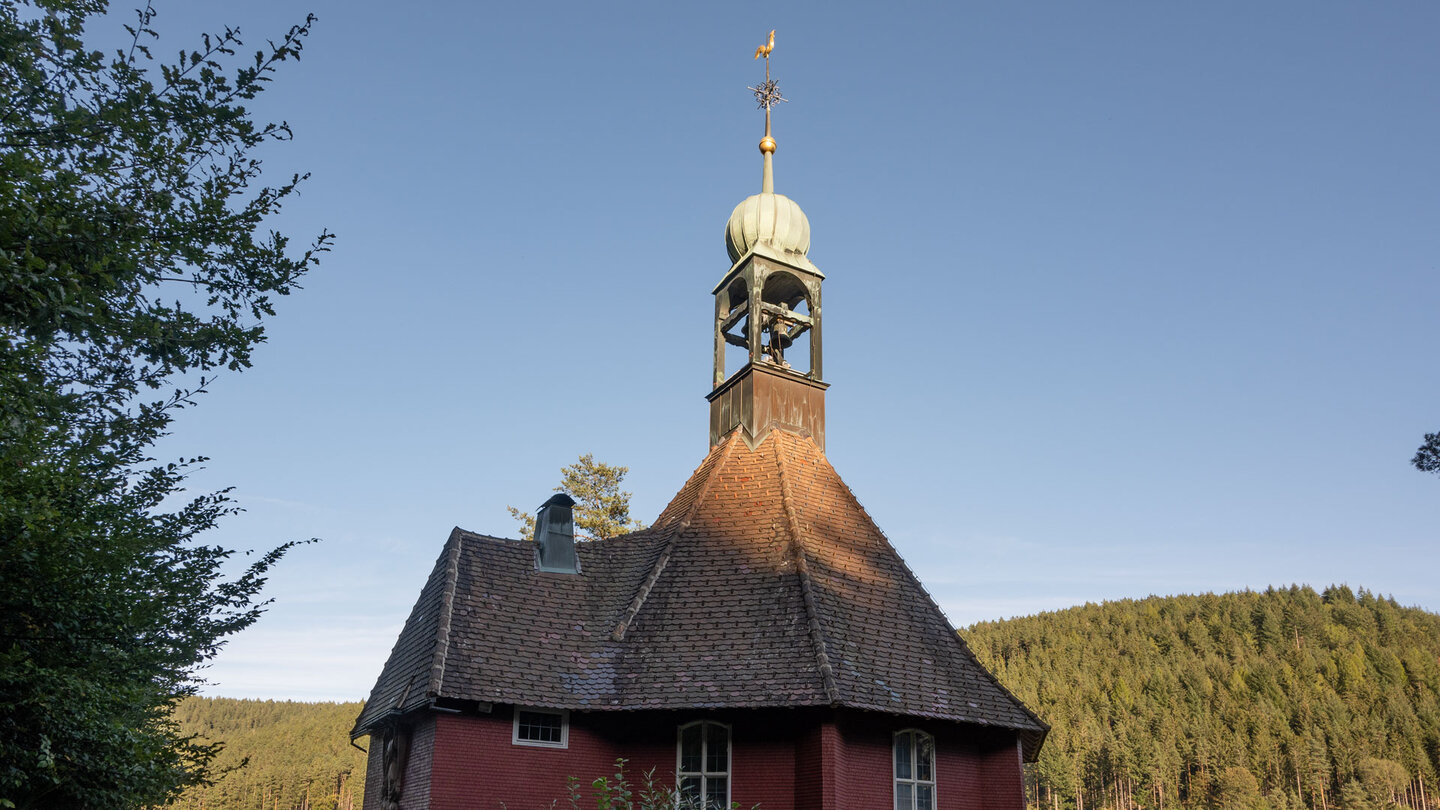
[710,43,828,450]
[354,31,1045,810]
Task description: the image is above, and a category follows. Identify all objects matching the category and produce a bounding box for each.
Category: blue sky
[131,1,1439,700]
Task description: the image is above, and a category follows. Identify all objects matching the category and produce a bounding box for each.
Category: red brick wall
[794,722,825,810]
[373,706,1024,810]
[427,708,809,810]
[835,719,889,810]
[729,714,798,810]
[933,728,983,810]
[430,708,635,809]
[976,740,1024,810]
[829,712,1025,810]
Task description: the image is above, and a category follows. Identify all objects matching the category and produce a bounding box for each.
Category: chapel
[352,34,1047,810]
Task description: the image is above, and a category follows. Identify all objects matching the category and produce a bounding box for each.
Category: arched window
[894,729,936,810]
[677,720,730,809]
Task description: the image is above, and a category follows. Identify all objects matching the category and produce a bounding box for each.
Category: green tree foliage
[1413,432,1440,475]
[1215,766,1264,810]
[563,759,755,810]
[508,454,647,541]
[169,698,368,810]
[0,2,328,806]
[1358,758,1411,809]
[966,586,1440,810]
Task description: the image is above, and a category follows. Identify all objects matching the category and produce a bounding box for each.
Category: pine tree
[508,453,647,541]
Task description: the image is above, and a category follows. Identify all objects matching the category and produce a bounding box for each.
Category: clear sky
[131,0,1440,701]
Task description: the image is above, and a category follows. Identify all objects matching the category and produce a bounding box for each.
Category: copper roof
[353,430,1047,758]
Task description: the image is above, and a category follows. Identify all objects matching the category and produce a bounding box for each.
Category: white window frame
[511,707,569,748]
[676,720,731,810]
[894,728,937,810]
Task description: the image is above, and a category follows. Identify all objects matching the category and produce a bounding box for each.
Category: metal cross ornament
[750,78,787,111]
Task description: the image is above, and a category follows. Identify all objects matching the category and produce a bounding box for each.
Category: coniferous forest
[966,585,1440,810]
[169,698,367,810]
[169,585,1439,810]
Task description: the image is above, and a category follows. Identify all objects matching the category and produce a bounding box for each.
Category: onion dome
[725,191,811,264]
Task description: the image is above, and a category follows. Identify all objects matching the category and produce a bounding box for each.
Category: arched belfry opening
[707,57,828,451]
[760,271,813,374]
[713,266,822,384]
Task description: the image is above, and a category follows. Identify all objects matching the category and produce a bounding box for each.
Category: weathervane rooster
[754,29,775,60]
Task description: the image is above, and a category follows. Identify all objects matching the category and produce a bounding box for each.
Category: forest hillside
[169,697,367,810]
[167,585,1440,810]
[966,585,1440,810]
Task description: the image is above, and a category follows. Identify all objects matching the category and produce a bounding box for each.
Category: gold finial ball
[759,136,777,154]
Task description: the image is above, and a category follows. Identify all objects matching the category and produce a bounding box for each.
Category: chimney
[534,493,580,573]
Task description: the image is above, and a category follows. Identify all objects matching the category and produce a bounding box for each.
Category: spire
[750,29,784,194]
[726,30,810,268]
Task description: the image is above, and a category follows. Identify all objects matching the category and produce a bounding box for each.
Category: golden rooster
[754,30,775,60]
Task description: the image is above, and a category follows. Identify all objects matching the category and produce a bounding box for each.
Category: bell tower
[708,32,829,451]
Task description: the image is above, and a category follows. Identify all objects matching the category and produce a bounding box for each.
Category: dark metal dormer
[534,493,580,574]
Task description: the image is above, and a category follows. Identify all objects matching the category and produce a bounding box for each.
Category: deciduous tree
[0,1,328,806]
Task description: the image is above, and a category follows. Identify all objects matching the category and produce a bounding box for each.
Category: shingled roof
[353,430,1048,759]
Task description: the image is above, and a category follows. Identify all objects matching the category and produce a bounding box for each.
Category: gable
[351,537,456,736]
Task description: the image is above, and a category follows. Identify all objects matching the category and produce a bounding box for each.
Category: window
[512,708,568,748]
[677,720,730,809]
[894,729,936,810]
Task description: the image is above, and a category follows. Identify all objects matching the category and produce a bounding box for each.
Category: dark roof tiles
[354,430,1047,758]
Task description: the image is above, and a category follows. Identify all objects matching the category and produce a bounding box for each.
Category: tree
[1213,766,1264,810]
[508,454,647,541]
[965,588,1440,810]
[1357,757,1409,808]
[1413,432,1440,475]
[0,2,328,807]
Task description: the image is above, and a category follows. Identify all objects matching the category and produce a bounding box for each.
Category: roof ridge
[610,434,740,642]
[453,529,525,545]
[428,529,463,698]
[773,435,840,704]
[809,442,1049,736]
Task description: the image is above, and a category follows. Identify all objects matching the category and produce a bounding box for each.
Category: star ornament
[749,78,788,110]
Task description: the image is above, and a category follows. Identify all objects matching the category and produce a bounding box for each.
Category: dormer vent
[534,493,580,574]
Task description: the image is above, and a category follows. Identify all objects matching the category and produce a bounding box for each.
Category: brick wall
[430,707,627,809]
[932,725,984,810]
[427,707,813,810]
[727,712,798,810]
[376,705,1023,810]
[794,722,826,810]
[829,711,1025,810]
[976,739,1024,810]
[835,718,889,810]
